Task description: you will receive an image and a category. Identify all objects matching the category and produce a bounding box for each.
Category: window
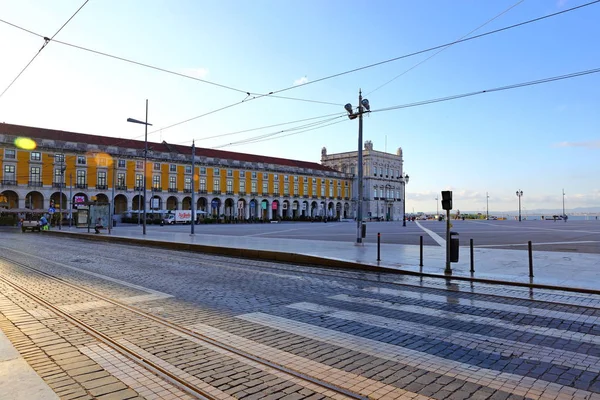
[200,167,206,175]
[329,186,333,197]
[5,149,16,159]
[294,176,298,182]
[227,169,233,177]
[239,181,245,193]
[373,167,377,176]
[227,180,233,193]
[263,173,269,180]
[77,155,87,165]
[117,173,126,187]
[4,165,15,181]
[152,175,161,189]
[54,153,64,163]
[251,171,257,179]
[135,174,143,189]
[200,178,206,191]
[240,170,246,178]
[184,177,191,191]
[350,166,355,175]
[273,174,278,181]
[386,168,390,176]
[303,184,308,194]
[154,163,161,171]
[31,151,41,161]
[98,158,107,167]
[321,185,325,197]
[213,179,220,192]
[337,187,341,196]
[76,170,86,185]
[136,161,143,169]
[303,176,308,183]
[294,184,298,195]
[97,171,107,187]
[345,187,349,198]
[312,178,316,184]
[54,168,63,184]
[185,165,192,174]
[118,159,126,168]
[283,183,289,195]
[284,175,289,182]
[312,184,317,196]
[374,188,378,198]
[30,166,41,182]
[169,164,177,172]
[169,176,176,189]
[213,168,220,176]
[251,181,257,193]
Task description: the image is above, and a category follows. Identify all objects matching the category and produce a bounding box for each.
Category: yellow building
[0,123,353,220]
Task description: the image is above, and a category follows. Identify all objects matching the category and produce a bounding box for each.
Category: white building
[321,140,408,221]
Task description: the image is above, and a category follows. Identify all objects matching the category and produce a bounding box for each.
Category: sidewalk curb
[46,230,600,296]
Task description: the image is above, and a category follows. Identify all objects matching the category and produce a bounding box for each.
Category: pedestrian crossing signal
[441,191,452,211]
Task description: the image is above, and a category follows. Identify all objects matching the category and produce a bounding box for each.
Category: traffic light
[441,191,452,211]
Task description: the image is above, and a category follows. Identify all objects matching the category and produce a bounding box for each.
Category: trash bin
[361,222,366,238]
[450,231,459,262]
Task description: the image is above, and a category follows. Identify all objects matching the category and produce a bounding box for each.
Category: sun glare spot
[14,137,37,150]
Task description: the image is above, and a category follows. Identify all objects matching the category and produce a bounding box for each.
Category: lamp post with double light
[401,174,409,226]
[127,99,152,235]
[344,90,370,244]
[516,190,523,222]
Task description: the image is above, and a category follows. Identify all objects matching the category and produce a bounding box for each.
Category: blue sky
[0,0,598,214]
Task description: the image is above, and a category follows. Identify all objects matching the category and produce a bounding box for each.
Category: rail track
[0,254,369,400]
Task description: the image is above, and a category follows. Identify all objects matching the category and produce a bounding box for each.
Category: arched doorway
[210,198,221,217]
[132,194,144,211]
[73,193,88,209]
[249,199,258,220]
[310,201,318,218]
[261,199,270,220]
[282,200,290,218]
[344,203,350,218]
[182,196,191,210]
[95,193,109,204]
[166,196,178,210]
[114,194,127,214]
[150,195,162,211]
[198,197,207,214]
[271,200,279,220]
[25,191,44,210]
[335,202,342,219]
[292,200,300,218]
[224,198,234,220]
[237,199,246,220]
[301,200,309,217]
[0,190,18,209]
[50,192,67,211]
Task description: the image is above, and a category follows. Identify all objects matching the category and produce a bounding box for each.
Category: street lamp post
[58,155,66,230]
[562,189,566,218]
[486,192,489,220]
[344,90,370,244]
[69,173,73,228]
[191,140,195,235]
[374,185,379,221]
[516,190,523,221]
[402,174,409,226]
[435,196,439,217]
[127,99,152,235]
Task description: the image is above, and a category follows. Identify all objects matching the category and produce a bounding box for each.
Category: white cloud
[183,67,210,79]
[554,140,600,148]
[293,76,309,86]
[557,0,568,8]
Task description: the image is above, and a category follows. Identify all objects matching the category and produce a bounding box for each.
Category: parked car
[21,215,41,232]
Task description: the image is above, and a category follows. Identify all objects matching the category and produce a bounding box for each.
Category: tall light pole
[191,140,195,235]
[110,160,115,234]
[127,99,152,235]
[344,90,370,244]
[69,173,73,228]
[435,196,439,217]
[562,188,566,218]
[486,192,489,220]
[516,190,523,221]
[58,154,66,230]
[402,174,409,226]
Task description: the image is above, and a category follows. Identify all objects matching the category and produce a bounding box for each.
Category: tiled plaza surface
[0,230,599,399]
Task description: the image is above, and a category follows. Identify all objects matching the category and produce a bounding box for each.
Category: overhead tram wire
[0,0,90,100]
[371,67,600,114]
[366,0,525,97]
[212,66,600,149]
[139,0,600,135]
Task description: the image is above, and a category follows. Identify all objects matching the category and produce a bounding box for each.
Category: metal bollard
[377,232,381,261]
[470,238,474,274]
[528,241,534,277]
[419,235,424,267]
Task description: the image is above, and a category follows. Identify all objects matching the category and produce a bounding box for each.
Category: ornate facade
[321,140,407,221]
[0,123,353,220]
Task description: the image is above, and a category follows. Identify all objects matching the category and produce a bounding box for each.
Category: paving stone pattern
[1,233,600,399]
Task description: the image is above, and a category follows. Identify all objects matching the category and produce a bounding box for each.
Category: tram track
[0,254,368,400]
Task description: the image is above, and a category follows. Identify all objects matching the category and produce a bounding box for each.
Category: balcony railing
[344,196,350,200]
[116,185,127,191]
[283,193,290,198]
[52,182,66,188]
[152,187,162,192]
[337,196,342,200]
[183,188,192,193]
[75,183,88,189]
[96,184,108,190]
[168,188,178,193]
[28,180,43,188]
[134,186,143,191]
[250,192,258,196]
[212,190,221,195]
[198,189,207,194]
[303,195,309,198]
[262,192,270,196]
[312,195,317,198]
[293,194,299,198]
[238,191,246,196]
[225,191,234,195]
[1,179,17,186]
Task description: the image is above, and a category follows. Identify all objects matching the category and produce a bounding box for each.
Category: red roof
[0,122,338,173]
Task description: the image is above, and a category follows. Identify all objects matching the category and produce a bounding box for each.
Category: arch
[132,194,144,211]
[73,192,88,209]
[224,198,235,220]
[261,199,270,220]
[301,200,309,217]
[282,200,290,218]
[49,192,67,211]
[25,191,44,210]
[95,193,109,204]
[114,194,128,214]
[344,202,350,219]
[271,199,279,220]
[210,198,221,217]
[236,198,246,220]
[310,201,318,218]
[292,200,300,218]
[166,196,178,210]
[0,190,18,209]
[182,196,191,210]
[198,197,207,213]
[335,202,342,219]
[249,199,258,220]
[150,195,162,211]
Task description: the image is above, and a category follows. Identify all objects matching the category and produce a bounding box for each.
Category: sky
[0,0,599,215]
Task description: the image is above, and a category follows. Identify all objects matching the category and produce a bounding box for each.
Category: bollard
[528,240,534,277]
[377,232,381,261]
[419,235,424,267]
[470,238,474,274]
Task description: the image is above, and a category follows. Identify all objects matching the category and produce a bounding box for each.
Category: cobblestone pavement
[1,231,600,399]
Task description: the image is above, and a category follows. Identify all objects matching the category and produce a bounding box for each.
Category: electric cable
[0,0,89,100]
